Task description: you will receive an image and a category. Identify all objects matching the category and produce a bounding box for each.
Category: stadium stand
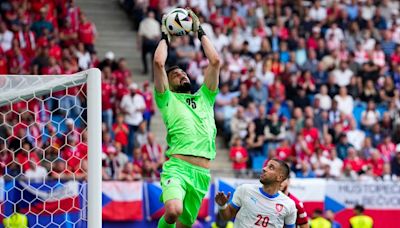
[0,0,160,181]
[1,0,400,227]
[0,0,399,193]
[122,0,400,181]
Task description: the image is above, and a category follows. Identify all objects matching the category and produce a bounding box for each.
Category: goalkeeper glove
[187,8,206,39]
[161,14,171,44]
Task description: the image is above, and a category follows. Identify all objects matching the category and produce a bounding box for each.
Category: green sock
[158,216,176,228]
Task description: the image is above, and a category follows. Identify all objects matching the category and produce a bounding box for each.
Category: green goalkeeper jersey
[155,84,218,160]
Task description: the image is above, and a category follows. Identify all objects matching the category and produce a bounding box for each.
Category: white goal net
[0,68,101,228]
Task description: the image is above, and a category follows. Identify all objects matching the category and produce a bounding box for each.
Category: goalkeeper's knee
[158,215,176,228]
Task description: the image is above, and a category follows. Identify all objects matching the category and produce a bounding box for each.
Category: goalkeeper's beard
[174,81,192,93]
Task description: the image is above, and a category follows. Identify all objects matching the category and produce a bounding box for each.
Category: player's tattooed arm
[215,191,238,220]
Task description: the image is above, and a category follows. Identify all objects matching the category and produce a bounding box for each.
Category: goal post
[86,68,102,228]
[0,68,102,227]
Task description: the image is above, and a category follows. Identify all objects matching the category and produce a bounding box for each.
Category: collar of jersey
[259,187,280,199]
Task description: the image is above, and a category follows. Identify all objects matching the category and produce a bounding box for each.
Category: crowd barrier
[0,178,399,227]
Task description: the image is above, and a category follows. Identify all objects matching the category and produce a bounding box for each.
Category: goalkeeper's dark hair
[271,158,290,180]
[166,65,181,77]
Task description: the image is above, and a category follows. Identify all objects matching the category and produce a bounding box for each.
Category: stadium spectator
[334,86,354,116]
[332,61,353,87]
[310,209,331,228]
[113,114,129,154]
[118,162,142,181]
[62,137,86,173]
[16,141,40,173]
[366,150,385,178]
[343,147,366,175]
[2,0,400,193]
[361,100,380,130]
[390,148,400,178]
[346,119,366,151]
[25,156,48,182]
[132,147,144,175]
[102,146,123,180]
[327,149,344,178]
[377,135,396,162]
[78,13,96,53]
[310,148,330,177]
[3,207,28,228]
[101,67,114,132]
[264,112,286,150]
[336,133,353,160]
[137,10,160,75]
[349,204,373,228]
[245,122,264,166]
[0,21,14,52]
[51,159,74,180]
[142,158,159,180]
[296,161,316,178]
[315,85,332,111]
[120,83,146,155]
[141,132,164,171]
[215,83,238,124]
[141,81,155,130]
[134,121,148,149]
[325,210,341,228]
[230,106,249,141]
[229,137,248,178]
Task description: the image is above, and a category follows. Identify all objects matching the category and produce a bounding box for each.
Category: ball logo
[275,204,284,213]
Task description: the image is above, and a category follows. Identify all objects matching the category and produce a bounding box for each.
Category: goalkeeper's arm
[153,15,170,94]
[188,9,221,92]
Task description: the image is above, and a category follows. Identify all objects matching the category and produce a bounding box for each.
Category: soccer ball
[165,8,193,36]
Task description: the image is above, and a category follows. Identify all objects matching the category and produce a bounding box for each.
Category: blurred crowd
[1,0,400,183]
[0,0,162,182]
[126,0,400,180]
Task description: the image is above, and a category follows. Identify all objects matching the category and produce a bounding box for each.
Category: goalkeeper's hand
[187,8,200,32]
[161,14,171,44]
[187,8,206,39]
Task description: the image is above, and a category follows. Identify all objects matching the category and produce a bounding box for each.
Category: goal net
[0,68,101,228]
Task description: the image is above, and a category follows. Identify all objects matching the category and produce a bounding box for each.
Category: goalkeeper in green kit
[153,9,221,228]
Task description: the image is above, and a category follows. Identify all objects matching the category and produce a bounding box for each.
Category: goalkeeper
[153,9,221,228]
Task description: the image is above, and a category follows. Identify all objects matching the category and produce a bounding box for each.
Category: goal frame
[1,68,102,227]
[86,68,102,228]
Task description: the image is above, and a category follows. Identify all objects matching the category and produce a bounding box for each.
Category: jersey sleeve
[200,84,219,107]
[230,185,244,210]
[296,201,308,225]
[284,201,297,226]
[154,88,171,109]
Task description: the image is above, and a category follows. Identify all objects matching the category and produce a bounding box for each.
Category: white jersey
[231,184,297,228]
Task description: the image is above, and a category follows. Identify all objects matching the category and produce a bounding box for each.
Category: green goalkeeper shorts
[160,157,211,226]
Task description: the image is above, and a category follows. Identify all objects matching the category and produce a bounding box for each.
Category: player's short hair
[166,65,181,77]
[271,158,290,180]
[313,209,323,216]
[354,204,365,213]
